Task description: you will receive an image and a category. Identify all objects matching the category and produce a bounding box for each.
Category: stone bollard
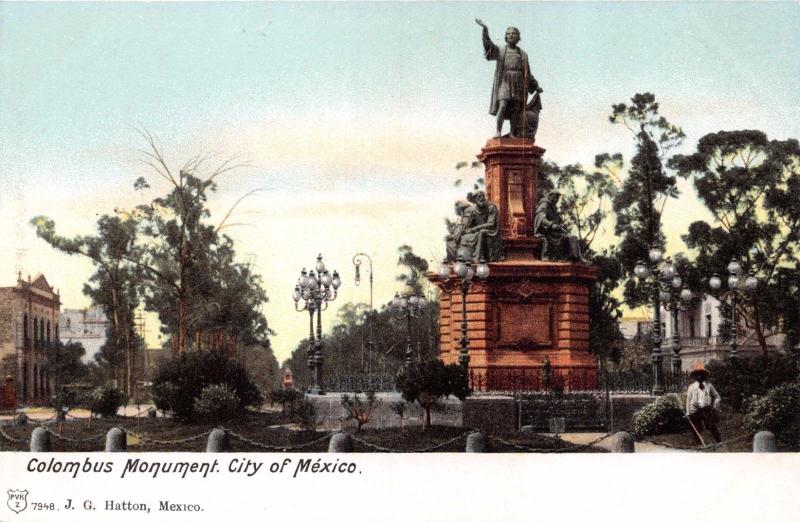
[753,431,777,453]
[328,432,352,453]
[611,431,635,453]
[466,431,488,453]
[105,427,127,452]
[206,429,230,452]
[14,413,28,426]
[30,427,51,452]
[519,425,535,435]
[147,408,157,419]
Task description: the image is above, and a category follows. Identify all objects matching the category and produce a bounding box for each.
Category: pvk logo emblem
[7,489,28,514]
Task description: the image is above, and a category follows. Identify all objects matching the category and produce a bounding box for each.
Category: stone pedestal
[433,138,598,391]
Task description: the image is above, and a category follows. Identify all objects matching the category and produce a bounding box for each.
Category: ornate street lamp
[658,269,694,375]
[633,247,675,395]
[437,257,490,375]
[293,254,341,395]
[388,291,428,366]
[352,253,375,372]
[708,257,759,359]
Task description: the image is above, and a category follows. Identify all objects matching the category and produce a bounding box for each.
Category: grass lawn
[641,412,797,452]
[1,410,607,453]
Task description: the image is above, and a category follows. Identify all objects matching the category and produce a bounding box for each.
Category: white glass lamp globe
[709,275,722,290]
[437,262,450,280]
[727,259,741,275]
[649,248,663,264]
[476,262,490,280]
[744,276,759,292]
[680,288,693,302]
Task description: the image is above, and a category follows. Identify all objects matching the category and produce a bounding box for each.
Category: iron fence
[469,367,598,393]
[599,370,690,394]
[322,374,396,393]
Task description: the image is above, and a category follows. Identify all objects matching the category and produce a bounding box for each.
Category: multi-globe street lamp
[388,291,428,366]
[633,247,680,395]
[437,257,490,375]
[708,258,759,359]
[293,254,341,395]
[352,253,375,372]
[658,272,694,375]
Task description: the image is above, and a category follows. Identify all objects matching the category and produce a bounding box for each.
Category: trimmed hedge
[745,381,800,446]
[632,396,688,436]
[706,354,798,412]
[153,350,261,421]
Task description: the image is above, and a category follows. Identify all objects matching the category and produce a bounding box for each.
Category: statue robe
[483,34,539,116]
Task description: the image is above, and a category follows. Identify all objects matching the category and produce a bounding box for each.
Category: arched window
[23,313,29,346]
[46,321,51,346]
[33,318,38,347]
[33,364,38,399]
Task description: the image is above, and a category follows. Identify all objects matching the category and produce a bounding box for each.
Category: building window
[689,317,695,338]
[706,314,712,338]
[23,314,29,345]
[66,318,71,329]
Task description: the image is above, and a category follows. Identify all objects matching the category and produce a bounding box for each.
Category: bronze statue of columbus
[476,19,542,138]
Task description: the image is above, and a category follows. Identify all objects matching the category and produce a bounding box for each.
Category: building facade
[0,273,61,405]
[60,306,108,361]
[661,295,785,369]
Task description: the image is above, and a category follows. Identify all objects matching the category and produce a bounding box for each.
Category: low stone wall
[307,392,670,433]
[308,393,462,431]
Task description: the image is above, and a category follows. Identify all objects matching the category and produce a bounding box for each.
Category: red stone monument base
[434,259,598,391]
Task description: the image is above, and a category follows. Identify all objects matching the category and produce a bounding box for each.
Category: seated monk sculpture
[445,191,504,262]
[534,191,584,262]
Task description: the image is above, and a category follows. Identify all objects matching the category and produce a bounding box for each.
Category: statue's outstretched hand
[475,18,487,29]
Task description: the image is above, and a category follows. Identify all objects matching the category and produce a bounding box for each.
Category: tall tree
[31,215,144,396]
[670,130,800,354]
[609,92,685,306]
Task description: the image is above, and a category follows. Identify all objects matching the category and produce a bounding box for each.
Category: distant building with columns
[60,306,108,361]
[0,273,61,406]
[660,295,785,369]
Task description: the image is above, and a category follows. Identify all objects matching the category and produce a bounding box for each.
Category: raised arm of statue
[476,18,500,61]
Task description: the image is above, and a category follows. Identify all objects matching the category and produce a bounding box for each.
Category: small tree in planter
[391,400,407,429]
[269,388,304,415]
[396,360,470,430]
[341,391,378,433]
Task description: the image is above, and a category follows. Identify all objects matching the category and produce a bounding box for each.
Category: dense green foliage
[745,381,800,445]
[705,355,799,412]
[632,396,688,436]
[85,386,127,417]
[193,384,241,422]
[152,351,261,421]
[395,360,470,429]
[269,388,305,414]
[672,131,800,354]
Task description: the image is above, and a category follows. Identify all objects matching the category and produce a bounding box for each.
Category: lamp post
[437,257,490,376]
[708,258,759,359]
[658,271,694,376]
[389,291,428,366]
[633,247,675,395]
[293,254,341,395]
[352,253,374,372]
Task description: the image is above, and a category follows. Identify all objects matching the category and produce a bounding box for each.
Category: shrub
[269,388,304,415]
[341,391,378,433]
[396,360,470,429]
[745,382,800,445]
[290,398,318,432]
[706,354,798,412]
[153,350,261,421]
[632,396,688,436]
[193,384,241,422]
[85,386,126,417]
[390,401,407,429]
[50,388,77,411]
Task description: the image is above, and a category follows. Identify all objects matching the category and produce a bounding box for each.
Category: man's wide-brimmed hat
[690,360,710,378]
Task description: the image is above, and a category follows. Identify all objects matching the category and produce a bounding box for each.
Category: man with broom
[685,361,723,445]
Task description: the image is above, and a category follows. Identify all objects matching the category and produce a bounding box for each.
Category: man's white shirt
[686,381,721,415]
